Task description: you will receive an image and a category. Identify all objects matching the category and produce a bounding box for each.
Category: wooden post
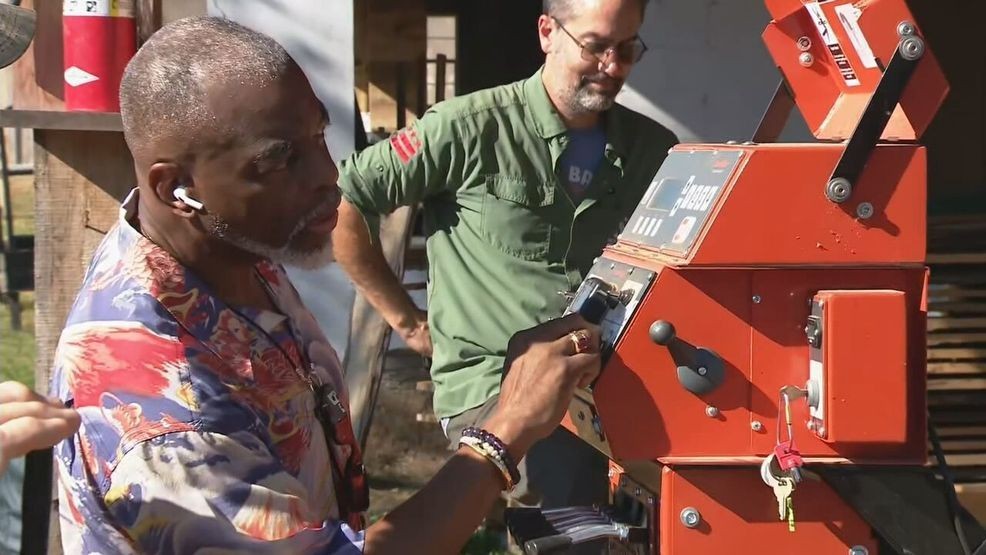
[346,205,418,448]
[32,128,134,386]
[7,119,134,555]
[4,2,159,552]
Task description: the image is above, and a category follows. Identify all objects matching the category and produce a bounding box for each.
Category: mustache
[289,195,339,237]
[581,74,623,88]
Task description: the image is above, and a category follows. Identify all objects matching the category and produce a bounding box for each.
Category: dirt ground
[362,356,516,554]
[363,356,448,519]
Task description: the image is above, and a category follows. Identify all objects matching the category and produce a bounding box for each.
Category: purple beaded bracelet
[462,426,521,486]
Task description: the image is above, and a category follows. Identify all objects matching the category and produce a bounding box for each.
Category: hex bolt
[856,202,874,220]
[826,178,853,203]
[897,21,915,36]
[706,406,720,418]
[799,52,814,67]
[900,36,925,61]
[680,507,701,528]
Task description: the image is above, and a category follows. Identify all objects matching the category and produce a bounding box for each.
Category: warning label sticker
[64,0,135,18]
[805,1,861,87]
[64,66,99,87]
[835,3,878,69]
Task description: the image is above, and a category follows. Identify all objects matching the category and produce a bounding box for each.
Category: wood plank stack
[927,214,986,485]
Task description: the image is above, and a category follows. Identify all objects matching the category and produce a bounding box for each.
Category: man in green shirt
[334,0,677,507]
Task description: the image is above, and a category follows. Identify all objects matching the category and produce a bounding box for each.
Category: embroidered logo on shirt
[389,127,423,165]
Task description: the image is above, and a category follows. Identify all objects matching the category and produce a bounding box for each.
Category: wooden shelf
[0,109,123,132]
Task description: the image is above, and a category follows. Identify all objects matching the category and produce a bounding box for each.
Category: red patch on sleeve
[389,127,423,165]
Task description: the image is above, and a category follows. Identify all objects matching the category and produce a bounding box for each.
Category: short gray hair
[543,0,650,21]
[119,16,293,160]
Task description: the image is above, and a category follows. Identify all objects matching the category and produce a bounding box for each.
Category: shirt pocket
[480,175,554,261]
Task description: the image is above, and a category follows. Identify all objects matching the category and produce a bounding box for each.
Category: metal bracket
[752,79,796,144]
[825,37,924,203]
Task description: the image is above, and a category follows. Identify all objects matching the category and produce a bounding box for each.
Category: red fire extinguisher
[63,0,137,112]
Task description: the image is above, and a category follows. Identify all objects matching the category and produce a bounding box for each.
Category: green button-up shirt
[339,68,677,418]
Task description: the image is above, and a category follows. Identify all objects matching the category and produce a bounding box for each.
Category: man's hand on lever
[365,313,601,554]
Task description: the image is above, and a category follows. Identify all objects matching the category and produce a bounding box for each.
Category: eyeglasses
[552,17,648,66]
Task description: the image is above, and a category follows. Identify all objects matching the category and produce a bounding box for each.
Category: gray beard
[567,81,617,114]
[209,215,334,270]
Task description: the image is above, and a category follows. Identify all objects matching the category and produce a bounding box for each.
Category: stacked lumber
[927,214,986,485]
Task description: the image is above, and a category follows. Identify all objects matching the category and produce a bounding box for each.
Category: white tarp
[207,0,358,365]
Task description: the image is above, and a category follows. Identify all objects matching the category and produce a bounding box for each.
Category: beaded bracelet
[459,436,515,491]
[460,427,521,487]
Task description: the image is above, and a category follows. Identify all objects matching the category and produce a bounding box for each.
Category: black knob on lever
[649,319,725,396]
[648,320,676,345]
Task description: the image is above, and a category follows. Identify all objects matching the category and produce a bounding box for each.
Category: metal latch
[805,315,822,348]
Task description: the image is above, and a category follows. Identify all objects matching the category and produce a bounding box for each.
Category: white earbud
[173,186,205,211]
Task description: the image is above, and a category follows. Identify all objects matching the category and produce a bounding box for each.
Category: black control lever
[649,320,725,396]
[505,506,648,555]
[576,289,614,325]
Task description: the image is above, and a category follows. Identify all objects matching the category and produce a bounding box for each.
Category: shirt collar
[115,188,288,347]
[523,67,568,140]
[524,67,629,165]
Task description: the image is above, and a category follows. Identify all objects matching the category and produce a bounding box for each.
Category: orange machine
[505,1,983,554]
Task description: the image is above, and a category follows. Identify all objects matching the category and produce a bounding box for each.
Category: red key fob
[774,440,804,471]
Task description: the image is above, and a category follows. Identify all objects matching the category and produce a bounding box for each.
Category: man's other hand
[399,309,433,358]
[0,381,81,475]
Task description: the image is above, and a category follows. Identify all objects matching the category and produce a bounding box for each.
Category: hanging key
[786,496,796,532]
[775,388,806,482]
[772,476,794,521]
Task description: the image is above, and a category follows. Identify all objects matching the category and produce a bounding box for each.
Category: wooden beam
[0,110,123,132]
[928,333,986,346]
[31,130,134,554]
[929,378,986,391]
[33,130,134,387]
[928,318,986,332]
[345,205,419,449]
[136,0,163,45]
[928,348,986,360]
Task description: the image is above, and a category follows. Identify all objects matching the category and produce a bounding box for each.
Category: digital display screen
[622,150,743,256]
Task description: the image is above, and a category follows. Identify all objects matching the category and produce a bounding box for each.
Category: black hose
[929,420,973,555]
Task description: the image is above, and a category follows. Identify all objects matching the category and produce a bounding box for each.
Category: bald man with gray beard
[49,16,603,554]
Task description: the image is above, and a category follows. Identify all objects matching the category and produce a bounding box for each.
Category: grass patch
[1,172,36,389]
[0,293,35,389]
[4,174,34,239]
